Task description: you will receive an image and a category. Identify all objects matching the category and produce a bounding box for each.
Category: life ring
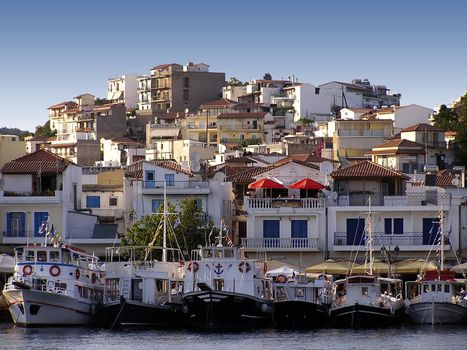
[187,261,199,273]
[74,268,81,280]
[49,265,61,277]
[276,274,288,283]
[239,261,251,273]
[23,264,33,276]
[91,272,97,284]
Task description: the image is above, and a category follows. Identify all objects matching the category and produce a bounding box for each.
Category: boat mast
[368,196,373,275]
[163,181,167,263]
[440,205,444,272]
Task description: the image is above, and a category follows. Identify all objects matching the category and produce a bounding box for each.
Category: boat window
[63,251,71,264]
[276,286,286,301]
[15,248,23,262]
[203,249,213,258]
[50,251,60,262]
[362,287,368,296]
[37,251,47,262]
[214,279,224,291]
[295,288,305,298]
[214,249,223,258]
[26,250,35,261]
[431,284,436,292]
[444,284,450,293]
[423,285,430,293]
[437,284,442,292]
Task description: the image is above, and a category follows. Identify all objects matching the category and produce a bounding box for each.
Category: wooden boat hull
[273,300,329,329]
[406,302,467,325]
[331,303,403,328]
[3,289,96,326]
[182,291,272,329]
[99,299,182,328]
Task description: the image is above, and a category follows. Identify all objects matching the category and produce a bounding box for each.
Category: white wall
[2,174,32,192]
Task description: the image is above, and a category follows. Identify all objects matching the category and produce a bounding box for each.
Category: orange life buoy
[22,264,33,276]
[276,274,288,283]
[74,268,81,280]
[239,261,251,273]
[187,261,199,273]
[91,272,97,284]
[49,265,61,277]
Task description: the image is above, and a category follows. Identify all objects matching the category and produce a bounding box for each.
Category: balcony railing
[337,129,385,137]
[241,238,319,250]
[333,193,453,207]
[142,181,209,189]
[219,125,261,131]
[3,190,57,197]
[245,197,325,209]
[334,232,425,246]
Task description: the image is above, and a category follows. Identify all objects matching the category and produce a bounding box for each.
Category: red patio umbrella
[248,177,284,189]
[288,178,325,190]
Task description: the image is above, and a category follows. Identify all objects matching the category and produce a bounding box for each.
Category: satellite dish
[184,108,189,114]
[319,161,333,175]
[213,172,226,182]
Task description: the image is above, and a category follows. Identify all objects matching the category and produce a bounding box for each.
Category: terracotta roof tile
[401,123,444,132]
[331,161,409,180]
[124,160,193,179]
[275,154,337,165]
[368,139,426,155]
[155,112,186,120]
[218,112,268,119]
[200,98,236,108]
[48,101,78,110]
[0,150,75,174]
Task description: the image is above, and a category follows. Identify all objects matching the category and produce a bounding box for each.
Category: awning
[289,178,325,190]
[394,259,438,274]
[108,91,123,101]
[305,259,357,274]
[266,265,299,278]
[248,177,284,189]
[352,259,392,274]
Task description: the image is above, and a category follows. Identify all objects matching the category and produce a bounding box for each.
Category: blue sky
[1,0,466,131]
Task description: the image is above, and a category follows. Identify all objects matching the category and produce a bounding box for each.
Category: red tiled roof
[27,136,49,142]
[73,93,94,99]
[93,103,124,111]
[436,170,459,188]
[0,150,75,174]
[150,63,178,70]
[109,137,140,144]
[218,112,268,119]
[275,154,337,165]
[48,101,78,110]
[200,98,236,108]
[342,108,373,113]
[368,139,425,155]
[445,131,457,137]
[331,161,409,180]
[233,103,268,109]
[155,112,186,120]
[401,123,444,132]
[225,157,256,163]
[255,79,291,84]
[124,160,193,179]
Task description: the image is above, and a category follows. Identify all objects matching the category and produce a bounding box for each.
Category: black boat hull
[273,301,329,329]
[99,300,182,328]
[331,303,403,328]
[182,291,272,329]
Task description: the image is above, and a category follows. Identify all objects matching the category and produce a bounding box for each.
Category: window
[263,220,280,239]
[34,212,49,237]
[444,284,450,293]
[384,218,404,235]
[291,220,308,239]
[50,251,60,262]
[195,198,203,210]
[6,212,26,237]
[86,196,101,208]
[183,90,189,100]
[145,170,155,181]
[37,251,47,262]
[152,199,163,212]
[165,174,175,186]
[295,288,304,298]
[145,170,155,188]
[183,77,189,88]
[109,198,118,206]
[26,250,35,261]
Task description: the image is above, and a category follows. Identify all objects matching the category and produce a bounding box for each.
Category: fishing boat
[405,209,467,324]
[272,274,332,329]
[3,244,103,326]
[330,199,405,328]
[100,246,184,328]
[99,182,185,328]
[182,226,273,329]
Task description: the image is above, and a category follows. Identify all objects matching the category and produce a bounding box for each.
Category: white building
[107,73,138,109]
[100,137,145,167]
[370,104,435,133]
[0,150,114,253]
[137,75,151,111]
[124,160,234,228]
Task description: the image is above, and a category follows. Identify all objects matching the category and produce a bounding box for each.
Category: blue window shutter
[263,220,280,238]
[384,218,392,235]
[291,220,307,238]
[6,213,12,237]
[86,196,100,208]
[34,212,49,237]
[394,218,403,235]
[19,212,26,237]
[165,174,174,186]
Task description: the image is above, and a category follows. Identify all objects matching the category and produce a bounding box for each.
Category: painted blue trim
[16,262,96,270]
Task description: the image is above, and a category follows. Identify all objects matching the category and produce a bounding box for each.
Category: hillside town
[0,62,466,271]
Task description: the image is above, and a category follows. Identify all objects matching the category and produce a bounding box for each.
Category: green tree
[227,77,245,86]
[34,120,56,138]
[122,198,210,259]
[433,104,459,131]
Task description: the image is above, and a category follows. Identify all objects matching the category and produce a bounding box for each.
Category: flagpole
[163,181,167,263]
[440,205,444,272]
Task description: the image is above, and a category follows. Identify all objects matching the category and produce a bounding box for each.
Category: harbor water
[1,323,466,350]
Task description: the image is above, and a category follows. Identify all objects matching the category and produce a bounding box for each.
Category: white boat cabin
[184,246,273,300]
[103,246,184,305]
[5,244,103,303]
[274,275,332,305]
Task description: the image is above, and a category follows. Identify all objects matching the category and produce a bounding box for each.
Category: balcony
[337,129,385,137]
[142,181,210,195]
[245,197,325,210]
[2,231,47,245]
[219,125,261,131]
[241,238,319,251]
[0,190,62,204]
[333,232,451,251]
[333,193,452,207]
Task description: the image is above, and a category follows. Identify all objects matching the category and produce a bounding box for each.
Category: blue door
[346,218,365,245]
[291,220,308,248]
[34,212,49,237]
[423,218,439,245]
[263,220,280,248]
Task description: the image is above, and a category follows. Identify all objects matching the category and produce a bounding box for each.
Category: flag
[173,218,181,230]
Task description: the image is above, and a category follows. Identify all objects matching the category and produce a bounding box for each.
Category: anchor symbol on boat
[213,263,223,275]
[40,266,44,272]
